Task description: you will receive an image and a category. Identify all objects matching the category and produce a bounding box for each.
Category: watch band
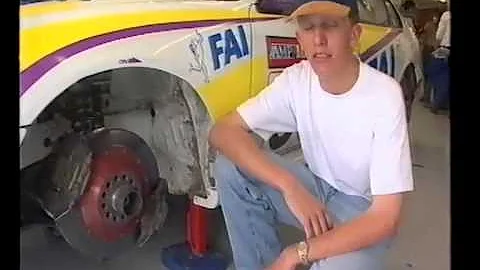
[296,240,310,265]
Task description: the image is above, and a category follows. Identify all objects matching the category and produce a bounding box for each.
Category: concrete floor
[20,100,450,270]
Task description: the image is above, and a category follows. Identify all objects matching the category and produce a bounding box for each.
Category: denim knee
[213,154,236,182]
[213,154,249,193]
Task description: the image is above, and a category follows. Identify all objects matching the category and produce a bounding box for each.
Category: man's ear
[296,30,303,50]
[350,23,362,49]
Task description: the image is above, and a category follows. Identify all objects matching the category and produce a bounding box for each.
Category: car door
[249,0,407,93]
[246,0,410,153]
[247,0,400,153]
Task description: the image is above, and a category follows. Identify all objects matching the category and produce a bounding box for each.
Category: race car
[20,0,423,259]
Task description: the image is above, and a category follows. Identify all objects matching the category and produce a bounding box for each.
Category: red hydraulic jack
[161,200,228,270]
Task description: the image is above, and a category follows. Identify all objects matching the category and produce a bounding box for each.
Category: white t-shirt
[436,11,450,47]
[237,60,414,200]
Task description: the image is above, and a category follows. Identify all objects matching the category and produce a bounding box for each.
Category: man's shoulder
[282,60,311,77]
[360,62,403,104]
[257,60,311,98]
[271,60,311,91]
[361,62,401,90]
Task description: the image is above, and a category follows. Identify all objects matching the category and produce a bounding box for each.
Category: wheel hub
[102,174,143,224]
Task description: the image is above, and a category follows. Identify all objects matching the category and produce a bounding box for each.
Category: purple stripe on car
[21,17,395,98]
[20,18,260,96]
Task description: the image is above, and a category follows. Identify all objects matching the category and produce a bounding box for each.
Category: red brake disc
[79,146,148,243]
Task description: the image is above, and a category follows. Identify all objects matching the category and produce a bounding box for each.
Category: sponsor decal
[188,30,210,83]
[118,57,142,64]
[266,36,305,69]
[208,25,249,71]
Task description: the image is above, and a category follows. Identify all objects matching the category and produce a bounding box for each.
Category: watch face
[297,241,309,265]
[297,241,307,254]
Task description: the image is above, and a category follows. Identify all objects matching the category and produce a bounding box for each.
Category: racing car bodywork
[20,0,423,258]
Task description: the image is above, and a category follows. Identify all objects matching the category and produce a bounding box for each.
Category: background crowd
[401,0,450,115]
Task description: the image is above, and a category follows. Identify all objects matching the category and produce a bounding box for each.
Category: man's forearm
[209,123,299,193]
[304,211,397,262]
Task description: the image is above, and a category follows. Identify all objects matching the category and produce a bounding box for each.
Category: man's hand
[265,245,299,270]
[282,182,333,239]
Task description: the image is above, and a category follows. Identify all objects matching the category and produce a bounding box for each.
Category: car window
[357,0,376,24]
[385,0,402,28]
[357,0,389,27]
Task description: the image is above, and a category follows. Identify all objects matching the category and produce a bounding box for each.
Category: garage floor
[20,99,450,270]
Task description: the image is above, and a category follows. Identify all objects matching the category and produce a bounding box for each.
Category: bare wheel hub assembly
[80,146,147,242]
[50,128,168,260]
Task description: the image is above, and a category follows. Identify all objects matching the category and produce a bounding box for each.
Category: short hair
[348,9,360,24]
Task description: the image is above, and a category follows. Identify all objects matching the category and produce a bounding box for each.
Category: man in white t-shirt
[208,0,414,269]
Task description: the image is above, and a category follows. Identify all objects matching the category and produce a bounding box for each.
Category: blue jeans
[424,56,450,110]
[214,153,392,270]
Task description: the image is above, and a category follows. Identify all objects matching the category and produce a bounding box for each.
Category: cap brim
[286,1,351,22]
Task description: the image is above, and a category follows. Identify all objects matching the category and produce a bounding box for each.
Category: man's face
[295,14,361,77]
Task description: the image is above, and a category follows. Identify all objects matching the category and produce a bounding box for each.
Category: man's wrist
[296,240,311,265]
[281,240,312,268]
[278,176,303,196]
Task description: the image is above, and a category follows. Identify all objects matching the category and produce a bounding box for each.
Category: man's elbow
[209,112,248,147]
[208,115,235,149]
[369,194,404,238]
[383,216,401,238]
[368,213,401,243]
[208,121,224,150]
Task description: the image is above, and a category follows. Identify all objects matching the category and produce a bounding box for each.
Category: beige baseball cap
[286,0,358,22]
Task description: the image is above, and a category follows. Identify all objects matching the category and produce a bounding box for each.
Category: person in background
[418,14,439,104]
[424,5,450,114]
[418,15,439,61]
[436,8,450,49]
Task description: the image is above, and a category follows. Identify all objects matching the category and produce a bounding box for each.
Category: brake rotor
[80,146,146,242]
[55,128,166,260]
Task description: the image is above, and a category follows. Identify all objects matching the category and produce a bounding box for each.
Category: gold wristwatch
[296,240,310,265]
